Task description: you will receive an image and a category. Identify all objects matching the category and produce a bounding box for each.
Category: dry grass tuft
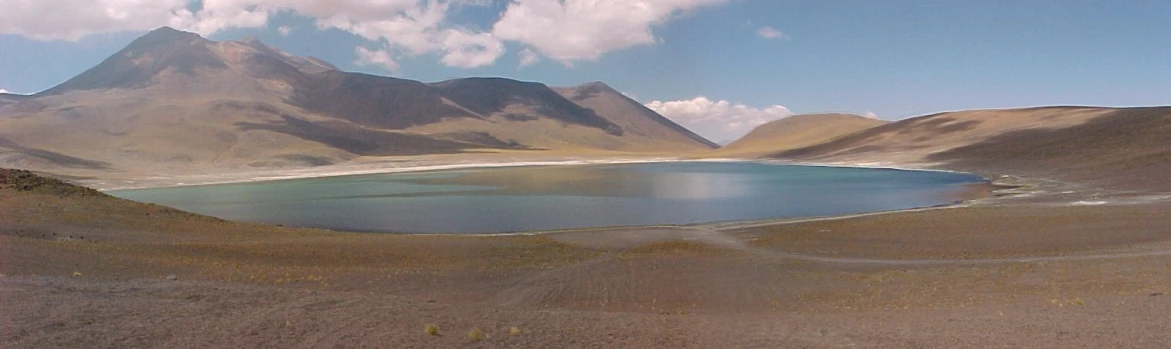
[467,327,486,342]
[509,326,522,336]
[424,324,440,336]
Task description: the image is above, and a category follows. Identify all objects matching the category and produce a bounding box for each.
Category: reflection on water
[109,162,984,233]
[400,165,756,200]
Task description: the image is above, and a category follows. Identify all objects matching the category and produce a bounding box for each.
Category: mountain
[748,106,1171,192]
[0,93,30,108]
[0,27,715,176]
[703,113,886,158]
[552,82,718,148]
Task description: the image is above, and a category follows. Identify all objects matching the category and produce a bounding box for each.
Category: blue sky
[2,0,1170,142]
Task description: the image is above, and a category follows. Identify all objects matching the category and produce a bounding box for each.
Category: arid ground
[2,154,1170,349]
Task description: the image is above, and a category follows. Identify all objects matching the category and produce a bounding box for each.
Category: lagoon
[109,162,985,233]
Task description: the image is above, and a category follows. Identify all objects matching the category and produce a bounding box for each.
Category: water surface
[109,162,984,233]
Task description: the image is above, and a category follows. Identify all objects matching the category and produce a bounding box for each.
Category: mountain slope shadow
[0,138,112,170]
[235,115,491,156]
[926,106,1171,190]
[430,78,624,136]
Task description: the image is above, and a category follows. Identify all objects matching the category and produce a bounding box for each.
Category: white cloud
[756,26,788,40]
[278,25,292,36]
[0,0,731,71]
[645,96,792,141]
[438,29,505,68]
[518,48,540,67]
[306,1,503,69]
[0,89,9,94]
[493,0,729,64]
[862,111,879,119]
[354,46,400,73]
[0,0,189,41]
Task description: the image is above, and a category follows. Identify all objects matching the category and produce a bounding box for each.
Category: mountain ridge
[0,27,716,178]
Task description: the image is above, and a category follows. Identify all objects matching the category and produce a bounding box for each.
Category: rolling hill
[703,113,887,158]
[729,106,1171,192]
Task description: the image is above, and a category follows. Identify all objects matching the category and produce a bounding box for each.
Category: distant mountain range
[708,106,1171,192]
[7,27,1168,195]
[0,27,715,174]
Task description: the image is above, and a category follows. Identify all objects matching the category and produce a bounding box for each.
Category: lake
[108,162,986,233]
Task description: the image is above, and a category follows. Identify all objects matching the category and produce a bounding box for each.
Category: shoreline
[98,156,996,192]
[97,156,1020,236]
[93,156,683,191]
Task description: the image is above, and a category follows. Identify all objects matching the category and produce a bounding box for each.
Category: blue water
[108,162,985,233]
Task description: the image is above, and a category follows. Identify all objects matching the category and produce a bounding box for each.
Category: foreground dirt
[2,168,1170,348]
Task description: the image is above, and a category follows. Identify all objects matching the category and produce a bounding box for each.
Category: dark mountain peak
[142,26,200,40]
[577,81,612,89]
[39,26,223,95]
[123,26,209,54]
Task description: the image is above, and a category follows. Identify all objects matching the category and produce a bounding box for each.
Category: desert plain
[3,143,1170,348]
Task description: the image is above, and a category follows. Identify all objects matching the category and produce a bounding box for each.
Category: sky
[2,0,1170,143]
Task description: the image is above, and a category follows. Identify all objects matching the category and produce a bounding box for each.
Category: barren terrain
[3,150,1170,348]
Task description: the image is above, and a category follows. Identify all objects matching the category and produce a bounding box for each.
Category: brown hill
[0,27,714,177]
[762,106,1171,192]
[552,82,718,148]
[704,113,886,158]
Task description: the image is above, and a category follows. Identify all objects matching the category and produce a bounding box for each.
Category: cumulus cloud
[518,48,540,67]
[493,0,729,64]
[354,46,400,73]
[0,89,9,94]
[0,0,189,41]
[278,25,292,36]
[438,29,505,68]
[645,96,792,141]
[755,26,788,40]
[0,0,731,70]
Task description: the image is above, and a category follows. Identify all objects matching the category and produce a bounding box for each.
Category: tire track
[682,227,1171,266]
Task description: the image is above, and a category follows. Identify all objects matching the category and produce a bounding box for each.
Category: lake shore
[84,153,684,191]
[108,160,997,234]
[3,153,1171,347]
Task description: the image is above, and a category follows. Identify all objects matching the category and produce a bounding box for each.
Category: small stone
[166,275,178,281]
[1151,292,1164,297]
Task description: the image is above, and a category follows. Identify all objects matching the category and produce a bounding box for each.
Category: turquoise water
[108,162,985,233]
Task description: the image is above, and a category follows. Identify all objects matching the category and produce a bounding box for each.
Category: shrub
[467,327,486,342]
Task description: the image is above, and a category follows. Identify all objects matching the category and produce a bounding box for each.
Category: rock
[166,274,178,281]
[1151,292,1164,297]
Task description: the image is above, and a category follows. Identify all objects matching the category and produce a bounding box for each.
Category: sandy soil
[2,157,1171,347]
